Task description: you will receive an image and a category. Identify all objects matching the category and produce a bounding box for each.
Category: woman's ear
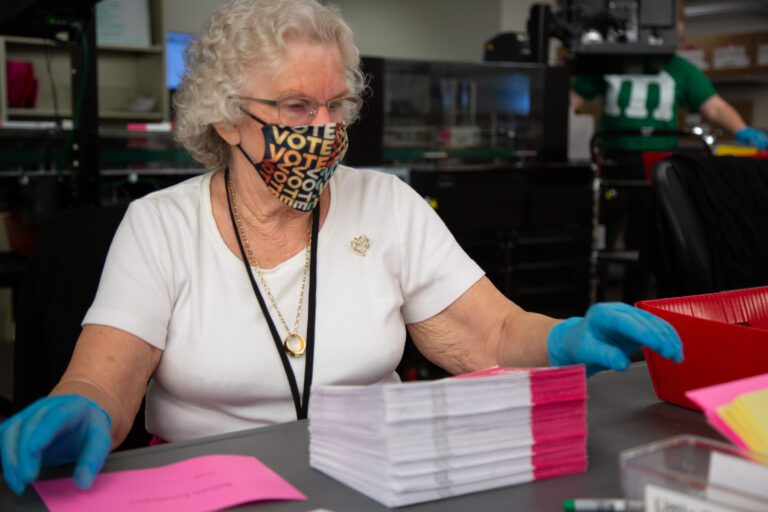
[213,122,241,146]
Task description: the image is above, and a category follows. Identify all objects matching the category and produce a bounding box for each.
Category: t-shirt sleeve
[390,176,485,324]
[571,74,605,102]
[82,200,174,349]
[676,55,716,112]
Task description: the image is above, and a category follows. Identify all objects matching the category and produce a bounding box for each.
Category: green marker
[563,498,643,511]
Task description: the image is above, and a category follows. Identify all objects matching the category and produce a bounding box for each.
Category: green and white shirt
[572,55,716,151]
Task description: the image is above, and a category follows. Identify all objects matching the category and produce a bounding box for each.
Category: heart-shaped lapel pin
[351,235,370,256]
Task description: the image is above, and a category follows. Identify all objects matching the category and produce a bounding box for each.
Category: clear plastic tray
[620,435,768,511]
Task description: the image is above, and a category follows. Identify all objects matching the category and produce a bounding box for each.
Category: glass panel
[380,60,546,162]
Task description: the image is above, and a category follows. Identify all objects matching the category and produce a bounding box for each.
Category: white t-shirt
[83,166,484,441]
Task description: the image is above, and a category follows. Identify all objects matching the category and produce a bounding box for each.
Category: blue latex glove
[547,302,683,377]
[0,394,111,495]
[735,127,768,150]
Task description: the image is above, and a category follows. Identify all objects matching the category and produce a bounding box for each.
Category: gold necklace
[228,178,312,357]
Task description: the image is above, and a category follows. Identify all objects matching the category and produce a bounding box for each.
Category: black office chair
[650,154,768,297]
[13,204,152,450]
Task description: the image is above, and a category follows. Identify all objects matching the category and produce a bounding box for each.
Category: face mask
[236,114,349,212]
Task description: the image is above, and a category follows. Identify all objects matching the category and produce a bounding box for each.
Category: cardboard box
[636,287,768,411]
[756,32,768,71]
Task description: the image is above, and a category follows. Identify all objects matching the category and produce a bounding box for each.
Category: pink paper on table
[31,454,306,512]
[686,372,768,449]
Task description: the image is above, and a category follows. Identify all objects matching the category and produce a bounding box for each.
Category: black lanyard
[224,168,318,420]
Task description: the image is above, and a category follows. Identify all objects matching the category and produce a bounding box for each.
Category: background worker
[570,0,768,304]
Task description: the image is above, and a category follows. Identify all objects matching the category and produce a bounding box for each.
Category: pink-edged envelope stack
[308,365,587,507]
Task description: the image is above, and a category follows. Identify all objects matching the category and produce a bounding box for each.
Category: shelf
[1,35,63,47]
[0,168,204,178]
[685,1,768,18]
[7,108,165,121]
[98,44,163,54]
[0,0,167,124]
[0,126,176,140]
[101,111,166,121]
[2,36,162,54]
[709,74,768,86]
[598,250,640,263]
[100,168,205,177]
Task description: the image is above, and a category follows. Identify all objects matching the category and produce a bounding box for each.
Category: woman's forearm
[49,324,162,450]
[700,95,747,135]
[50,378,135,450]
[497,309,560,368]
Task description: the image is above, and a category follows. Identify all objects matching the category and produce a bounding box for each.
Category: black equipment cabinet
[409,163,593,319]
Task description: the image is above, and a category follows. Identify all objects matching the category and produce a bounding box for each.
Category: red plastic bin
[636,286,768,411]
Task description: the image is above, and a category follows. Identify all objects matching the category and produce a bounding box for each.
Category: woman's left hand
[547,302,683,377]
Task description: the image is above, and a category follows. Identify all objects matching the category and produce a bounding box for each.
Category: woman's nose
[312,105,333,124]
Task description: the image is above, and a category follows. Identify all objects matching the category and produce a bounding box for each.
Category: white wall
[164,0,225,34]
[162,0,547,62]
[500,0,554,32]
[330,0,502,62]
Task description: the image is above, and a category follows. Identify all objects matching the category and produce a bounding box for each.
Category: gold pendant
[284,333,307,357]
[351,235,370,256]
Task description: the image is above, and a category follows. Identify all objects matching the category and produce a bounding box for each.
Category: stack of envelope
[309,365,587,507]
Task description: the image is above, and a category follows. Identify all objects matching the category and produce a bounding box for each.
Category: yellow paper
[714,145,758,157]
[737,389,768,452]
[718,389,768,453]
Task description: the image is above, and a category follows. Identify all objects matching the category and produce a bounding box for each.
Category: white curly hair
[173,0,365,170]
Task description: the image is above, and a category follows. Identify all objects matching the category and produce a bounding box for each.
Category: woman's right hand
[0,394,112,495]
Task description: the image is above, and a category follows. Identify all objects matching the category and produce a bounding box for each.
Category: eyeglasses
[235,95,363,126]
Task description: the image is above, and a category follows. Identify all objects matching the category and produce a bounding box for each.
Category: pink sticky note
[32,454,306,512]
[686,372,768,449]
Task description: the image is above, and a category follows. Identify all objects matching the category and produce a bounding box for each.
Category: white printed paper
[644,485,737,512]
[706,451,768,511]
[96,0,152,48]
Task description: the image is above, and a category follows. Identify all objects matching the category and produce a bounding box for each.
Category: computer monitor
[166,31,195,90]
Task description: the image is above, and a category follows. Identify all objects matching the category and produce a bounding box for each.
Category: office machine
[541,0,679,74]
[487,0,680,74]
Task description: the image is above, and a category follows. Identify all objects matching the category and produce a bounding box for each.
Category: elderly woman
[0,0,681,496]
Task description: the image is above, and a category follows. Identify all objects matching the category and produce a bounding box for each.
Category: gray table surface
[1,363,719,511]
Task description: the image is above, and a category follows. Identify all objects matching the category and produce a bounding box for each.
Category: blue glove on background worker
[548,302,684,376]
[0,394,111,495]
[735,127,768,151]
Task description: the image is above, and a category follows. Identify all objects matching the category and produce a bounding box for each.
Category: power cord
[41,14,91,170]
[42,40,61,130]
